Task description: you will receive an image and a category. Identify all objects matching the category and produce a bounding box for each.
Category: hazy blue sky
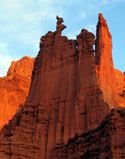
[0,0,125,76]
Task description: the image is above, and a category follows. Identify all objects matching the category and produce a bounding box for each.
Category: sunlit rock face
[95,13,118,108]
[0,14,125,159]
[115,69,125,107]
[0,56,34,129]
[96,14,125,108]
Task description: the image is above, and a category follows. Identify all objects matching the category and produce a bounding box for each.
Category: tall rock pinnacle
[95,13,118,107]
[0,14,124,159]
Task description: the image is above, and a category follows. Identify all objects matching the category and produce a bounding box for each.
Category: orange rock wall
[115,69,125,107]
[95,13,118,108]
[0,56,34,128]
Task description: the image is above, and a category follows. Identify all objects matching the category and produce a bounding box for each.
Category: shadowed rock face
[51,108,125,159]
[0,56,34,129]
[27,28,109,158]
[0,14,125,159]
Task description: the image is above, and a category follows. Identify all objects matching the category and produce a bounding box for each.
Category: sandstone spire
[0,15,124,159]
[95,13,111,64]
[95,13,118,107]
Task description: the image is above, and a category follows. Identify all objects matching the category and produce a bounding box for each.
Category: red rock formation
[51,107,125,159]
[115,69,125,107]
[95,13,118,108]
[95,13,125,108]
[0,14,124,159]
[28,27,109,158]
[56,15,66,35]
[0,56,34,129]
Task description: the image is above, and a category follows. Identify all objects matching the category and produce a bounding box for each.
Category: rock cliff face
[0,56,34,129]
[95,13,118,108]
[0,14,125,159]
[51,108,125,159]
[115,69,125,107]
[95,14,125,108]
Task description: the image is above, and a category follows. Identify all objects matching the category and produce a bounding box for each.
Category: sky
[0,0,125,76]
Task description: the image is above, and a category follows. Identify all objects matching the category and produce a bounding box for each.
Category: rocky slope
[51,108,125,159]
[0,14,125,159]
[0,56,34,129]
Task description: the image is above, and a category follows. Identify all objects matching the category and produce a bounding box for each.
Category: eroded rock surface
[115,69,125,107]
[0,14,125,159]
[0,56,34,129]
[51,108,125,159]
[95,13,118,108]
